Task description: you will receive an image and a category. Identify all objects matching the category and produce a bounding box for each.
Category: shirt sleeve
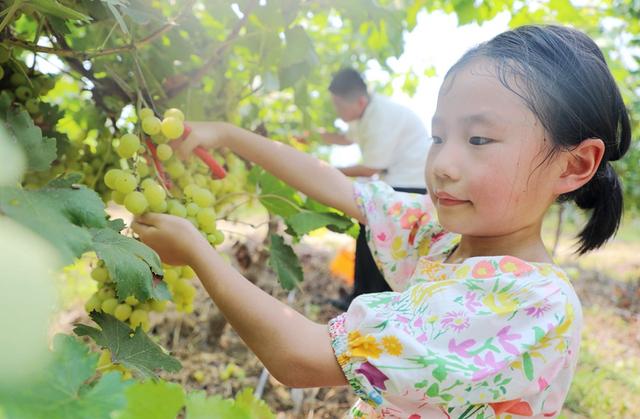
[328,261,578,417]
[354,181,441,291]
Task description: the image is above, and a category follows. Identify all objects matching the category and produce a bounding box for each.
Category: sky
[329,10,511,166]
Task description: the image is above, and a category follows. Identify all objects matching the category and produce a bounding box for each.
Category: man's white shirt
[346,94,430,188]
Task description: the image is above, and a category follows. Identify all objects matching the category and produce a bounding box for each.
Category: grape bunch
[84,261,167,331]
[0,45,56,117]
[94,105,249,316]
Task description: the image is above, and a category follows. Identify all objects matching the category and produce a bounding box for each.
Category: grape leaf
[0,97,57,172]
[234,388,276,419]
[0,185,107,264]
[0,334,129,419]
[74,312,182,378]
[248,166,303,218]
[267,234,303,290]
[286,211,354,236]
[186,389,274,419]
[114,380,185,419]
[90,228,168,301]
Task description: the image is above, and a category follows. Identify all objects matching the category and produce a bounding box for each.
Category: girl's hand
[131,213,209,267]
[173,121,233,160]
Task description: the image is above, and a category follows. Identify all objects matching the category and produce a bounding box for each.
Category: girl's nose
[431,142,462,182]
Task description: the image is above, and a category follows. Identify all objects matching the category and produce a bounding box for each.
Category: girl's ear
[554,138,605,195]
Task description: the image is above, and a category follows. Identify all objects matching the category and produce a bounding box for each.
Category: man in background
[320,68,430,310]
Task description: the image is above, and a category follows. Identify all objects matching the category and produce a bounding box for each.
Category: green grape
[25,98,39,114]
[0,66,4,81]
[124,191,148,215]
[177,174,193,189]
[161,116,184,139]
[149,200,167,213]
[15,86,32,101]
[193,188,213,208]
[196,207,217,233]
[208,180,223,194]
[139,108,154,120]
[9,72,26,85]
[0,45,10,63]
[150,299,168,312]
[136,162,150,177]
[137,302,151,311]
[125,295,139,305]
[182,266,196,279]
[193,174,208,188]
[114,172,138,194]
[186,202,200,216]
[142,116,162,135]
[175,279,196,298]
[101,298,119,315]
[151,134,170,144]
[114,304,133,321]
[85,294,102,312]
[186,217,198,227]
[166,159,185,178]
[156,144,173,161]
[117,133,140,159]
[164,108,184,121]
[111,190,126,205]
[207,230,225,246]
[97,287,116,300]
[129,309,149,330]
[143,183,166,206]
[140,178,156,190]
[183,184,197,198]
[164,271,179,287]
[91,266,109,283]
[167,200,187,217]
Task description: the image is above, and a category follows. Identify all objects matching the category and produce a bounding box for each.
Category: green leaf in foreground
[0,95,57,172]
[114,380,185,419]
[186,388,275,419]
[0,184,107,264]
[91,227,168,301]
[74,312,181,379]
[267,234,303,290]
[0,334,129,419]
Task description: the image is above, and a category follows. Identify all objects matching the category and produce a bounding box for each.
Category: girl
[132,25,631,418]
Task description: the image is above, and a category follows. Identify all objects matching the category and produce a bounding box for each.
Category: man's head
[329,68,369,122]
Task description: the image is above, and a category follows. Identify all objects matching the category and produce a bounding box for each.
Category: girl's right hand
[173,121,233,160]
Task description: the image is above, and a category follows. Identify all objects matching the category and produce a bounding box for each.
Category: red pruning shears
[182,125,226,180]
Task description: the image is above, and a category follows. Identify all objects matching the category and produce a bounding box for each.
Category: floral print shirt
[328,181,582,418]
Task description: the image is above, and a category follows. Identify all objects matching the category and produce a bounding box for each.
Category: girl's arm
[131,213,348,388]
[176,121,365,224]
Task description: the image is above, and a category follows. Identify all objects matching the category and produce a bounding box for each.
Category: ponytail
[569,164,624,254]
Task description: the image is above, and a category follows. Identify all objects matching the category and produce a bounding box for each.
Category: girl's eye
[431,136,443,144]
[469,136,493,145]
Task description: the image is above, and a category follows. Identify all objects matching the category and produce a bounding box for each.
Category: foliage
[0,0,638,416]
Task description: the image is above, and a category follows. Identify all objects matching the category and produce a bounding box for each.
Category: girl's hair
[445,25,632,254]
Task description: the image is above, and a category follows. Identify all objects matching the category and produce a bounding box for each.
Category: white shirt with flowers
[328,181,582,418]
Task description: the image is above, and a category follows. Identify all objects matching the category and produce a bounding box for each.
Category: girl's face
[426,59,564,237]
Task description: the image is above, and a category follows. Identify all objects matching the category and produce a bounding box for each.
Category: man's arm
[339,164,383,178]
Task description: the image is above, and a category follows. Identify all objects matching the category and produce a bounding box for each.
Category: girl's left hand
[131,213,208,267]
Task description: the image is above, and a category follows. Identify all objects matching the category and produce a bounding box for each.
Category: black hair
[328,68,368,99]
[445,24,631,254]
